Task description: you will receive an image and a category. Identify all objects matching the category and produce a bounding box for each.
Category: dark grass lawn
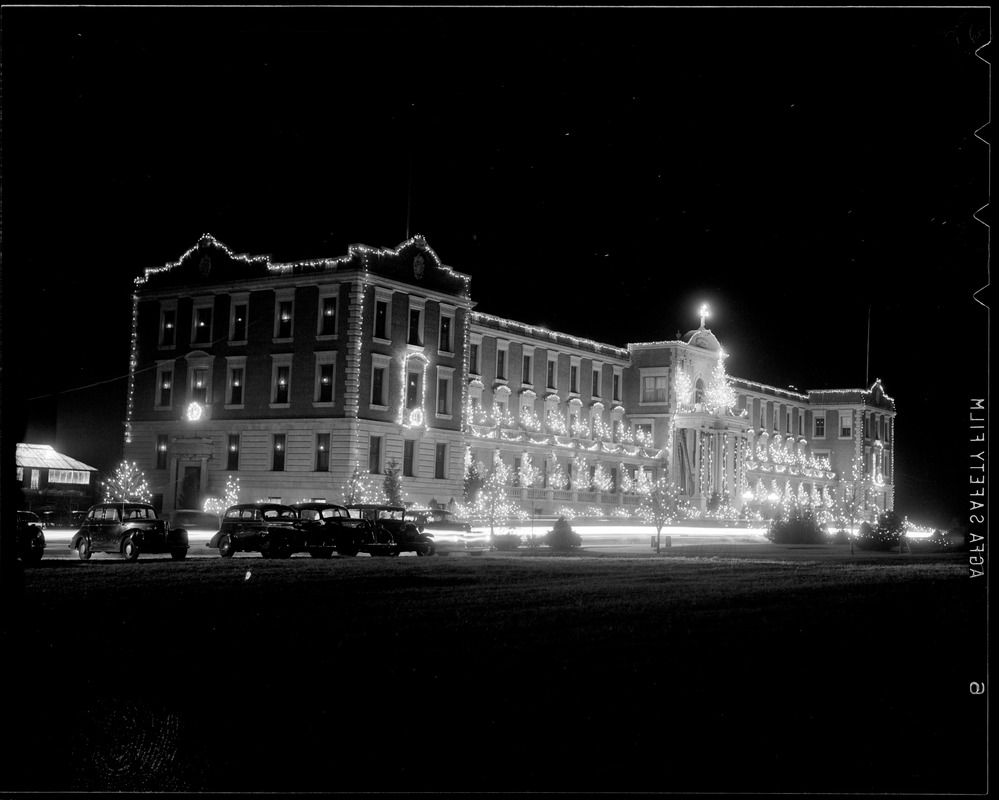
[3,547,987,794]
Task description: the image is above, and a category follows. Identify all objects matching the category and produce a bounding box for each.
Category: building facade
[124,235,895,519]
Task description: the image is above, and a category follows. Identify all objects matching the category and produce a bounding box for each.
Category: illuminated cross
[699,304,710,328]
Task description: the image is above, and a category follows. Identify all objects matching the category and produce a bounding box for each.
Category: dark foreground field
[2,547,987,794]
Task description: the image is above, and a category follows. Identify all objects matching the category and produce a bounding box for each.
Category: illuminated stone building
[124,235,895,518]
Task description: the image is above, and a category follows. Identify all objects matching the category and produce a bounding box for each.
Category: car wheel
[259,539,275,559]
[170,548,187,560]
[219,535,236,559]
[77,539,92,561]
[122,537,140,561]
[416,542,435,557]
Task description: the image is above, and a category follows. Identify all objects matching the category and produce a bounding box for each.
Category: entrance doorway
[176,465,202,510]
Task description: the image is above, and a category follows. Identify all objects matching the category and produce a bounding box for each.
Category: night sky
[3,7,989,529]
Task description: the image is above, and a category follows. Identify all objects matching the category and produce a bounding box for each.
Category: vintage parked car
[15,511,46,563]
[69,503,189,561]
[208,503,306,558]
[408,508,489,556]
[166,509,221,545]
[290,502,371,558]
[343,504,437,557]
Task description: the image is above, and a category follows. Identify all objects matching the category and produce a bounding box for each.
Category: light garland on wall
[471,311,630,360]
[399,352,430,428]
[124,292,141,444]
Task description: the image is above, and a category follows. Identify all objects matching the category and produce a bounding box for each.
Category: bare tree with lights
[102,460,152,504]
[639,472,688,554]
[383,459,404,506]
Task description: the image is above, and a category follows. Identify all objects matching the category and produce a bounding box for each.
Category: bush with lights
[383,459,404,506]
[854,510,906,551]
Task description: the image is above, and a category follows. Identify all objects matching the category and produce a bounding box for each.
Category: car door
[91,506,121,551]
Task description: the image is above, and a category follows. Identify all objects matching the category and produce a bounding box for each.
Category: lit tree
[674,369,693,411]
[463,455,486,505]
[548,460,569,490]
[343,465,384,506]
[467,459,525,537]
[570,454,590,490]
[102,461,152,503]
[639,474,688,554]
[383,459,404,506]
[518,452,538,488]
[203,475,240,514]
[704,354,737,415]
[592,462,612,493]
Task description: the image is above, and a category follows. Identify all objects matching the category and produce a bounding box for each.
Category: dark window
[374,300,388,339]
[469,343,479,374]
[406,372,420,409]
[496,350,506,380]
[194,306,213,344]
[613,373,620,401]
[369,436,382,474]
[156,435,168,470]
[277,300,293,339]
[521,355,532,384]
[318,363,334,402]
[227,435,240,471]
[316,434,330,471]
[230,368,243,405]
[159,371,172,407]
[273,434,286,472]
[592,370,600,396]
[403,439,415,477]
[434,443,447,479]
[439,316,452,352]
[547,360,556,389]
[409,309,422,345]
[437,377,450,414]
[161,310,176,346]
[232,304,247,341]
[321,296,337,336]
[570,366,578,393]
[815,416,825,437]
[275,366,290,404]
[372,367,385,406]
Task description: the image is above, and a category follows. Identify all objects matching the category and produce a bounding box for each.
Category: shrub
[490,533,523,551]
[765,510,825,544]
[544,517,582,551]
[830,528,851,544]
[854,510,906,551]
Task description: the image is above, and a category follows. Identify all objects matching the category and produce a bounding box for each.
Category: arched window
[694,379,705,404]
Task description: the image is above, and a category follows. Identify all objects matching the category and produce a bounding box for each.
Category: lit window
[317,362,334,403]
[228,367,244,406]
[227,434,240,471]
[193,304,213,344]
[273,434,286,472]
[316,433,330,472]
[407,371,421,410]
[191,367,208,404]
[160,308,176,347]
[230,298,248,343]
[319,295,338,337]
[814,414,826,438]
[156,435,168,470]
[157,368,173,408]
[273,364,291,405]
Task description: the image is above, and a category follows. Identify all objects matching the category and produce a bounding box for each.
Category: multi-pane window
[227,434,240,471]
[191,367,209,404]
[642,376,668,403]
[275,299,294,339]
[273,434,286,472]
[613,372,621,401]
[319,295,338,337]
[523,354,532,385]
[814,414,826,438]
[193,304,213,344]
[228,366,244,405]
[592,369,600,397]
[570,365,579,394]
[839,411,853,438]
[160,308,176,347]
[316,433,330,472]
[158,368,173,407]
[317,362,335,403]
[439,314,453,353]
[374,299,389,340]
[469,343,480,374]
[230,301,248,342]
[547,359,557,389]
[372,366,386,407]
[156,435,168,470]
[274,365,290,405]
[437,376,451,415]
[403,439,416,477]
[496,348,506,380]
[368,435,382,474]
[434,443,447,479]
